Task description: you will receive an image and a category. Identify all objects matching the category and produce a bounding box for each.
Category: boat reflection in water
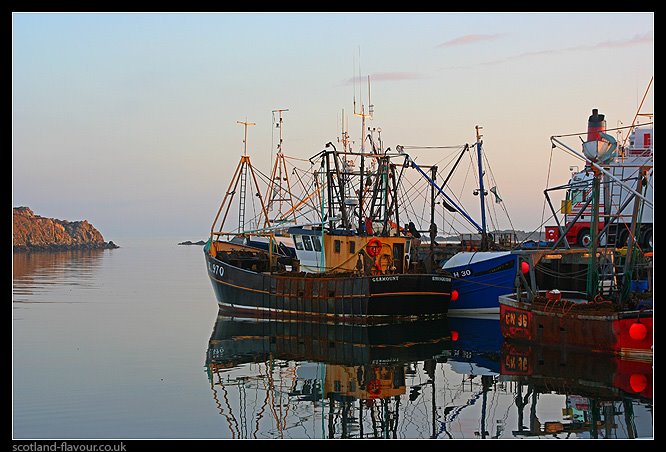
[204,312,452,439]
[448,314,502,376]
[501,341,653,438]
[203,311,652,438]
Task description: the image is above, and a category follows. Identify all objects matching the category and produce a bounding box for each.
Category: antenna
[368,75,374,117]
[237,119,256,156]
[352,54,357,118]
[272,109,289,155]
[262,109,297,226]
[358,46,362,109]
[353,75,373,153]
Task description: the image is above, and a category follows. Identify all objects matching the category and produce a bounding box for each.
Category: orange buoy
[520,261,530,274]
[629,322,648,341]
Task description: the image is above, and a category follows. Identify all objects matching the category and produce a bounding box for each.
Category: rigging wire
[482,151,514,233]
[400,145,466,149]
[551,121,652,139]
[540,143,555,236]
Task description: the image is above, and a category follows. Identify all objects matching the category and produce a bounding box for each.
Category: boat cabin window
[302,235,313,251]
[334,240,341,253]
[349,241,356,253]
[312,236,321,252]
[293,235,304,250]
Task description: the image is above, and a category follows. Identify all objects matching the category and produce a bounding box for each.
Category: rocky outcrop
[13,207,119,252]
[178,240,206,246]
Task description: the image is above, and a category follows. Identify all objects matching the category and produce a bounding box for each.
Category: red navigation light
[630,373,648,393]
[451,290,459,302]
[451,330,459,341]
[629,322,648,341]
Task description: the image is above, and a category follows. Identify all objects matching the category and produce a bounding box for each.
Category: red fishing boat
[500,99,653,360]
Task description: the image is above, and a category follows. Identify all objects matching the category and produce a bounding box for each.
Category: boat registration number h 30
[451,269,473,279]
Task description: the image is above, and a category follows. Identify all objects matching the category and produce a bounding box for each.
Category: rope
[561,299,576,315]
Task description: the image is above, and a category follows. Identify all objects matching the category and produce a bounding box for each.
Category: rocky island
[13,207,119,252]
[178,240,206,246]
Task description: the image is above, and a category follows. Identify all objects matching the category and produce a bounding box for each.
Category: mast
[237,120,255,233]
[354,74,373,233]
[262,109,297,227]
[475,125,489,250]
[430,166,437,269]
[210,120,270,240]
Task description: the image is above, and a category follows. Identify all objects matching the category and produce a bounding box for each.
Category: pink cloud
[593,32,653,49]
[437,33,504,48]
[442,32,653,69]
[342,72,425,85]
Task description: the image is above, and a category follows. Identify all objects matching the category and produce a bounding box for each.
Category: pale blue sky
[12,12,654,240]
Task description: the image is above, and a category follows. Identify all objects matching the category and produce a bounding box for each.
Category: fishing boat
[437,126,518,314]
[499,104,653,359]
[204,111,454,321]
[443,251,517,314]
[499,289,652,358]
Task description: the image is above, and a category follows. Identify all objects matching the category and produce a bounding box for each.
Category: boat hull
[499,291,652,359]
[205,251,452,321]
[443,252,517,314]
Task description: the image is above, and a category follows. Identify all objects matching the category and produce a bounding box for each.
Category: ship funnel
[587,108,606,141]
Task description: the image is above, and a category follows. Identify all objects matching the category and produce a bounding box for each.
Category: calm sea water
[12,239,653,439]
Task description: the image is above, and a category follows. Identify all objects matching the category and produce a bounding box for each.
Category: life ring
[367,379,381,395]
[366,238,382,257]
[546,229,556,240]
